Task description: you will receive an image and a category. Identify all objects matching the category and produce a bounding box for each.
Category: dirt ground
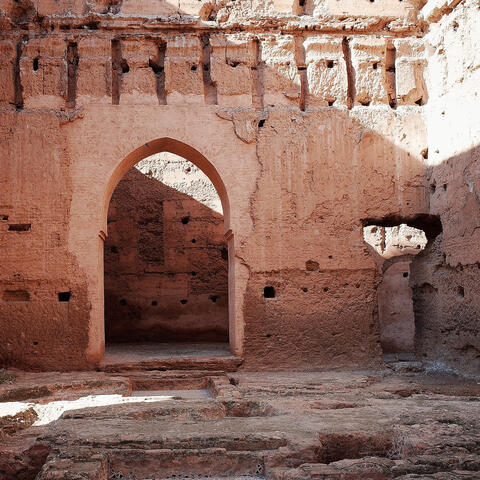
[1,362,479,480]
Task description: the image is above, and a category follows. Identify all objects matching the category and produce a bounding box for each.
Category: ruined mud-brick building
[0,0,479,376]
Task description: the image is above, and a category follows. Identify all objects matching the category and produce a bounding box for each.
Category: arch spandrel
[102,137,230,236]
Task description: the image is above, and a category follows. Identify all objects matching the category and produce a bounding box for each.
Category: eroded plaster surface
[0,0,478,372]
[104,153,228,343]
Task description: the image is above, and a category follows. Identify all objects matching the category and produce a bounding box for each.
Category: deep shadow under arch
[101,138,236,361]
[103,138,231,237]
[104,160,229,343]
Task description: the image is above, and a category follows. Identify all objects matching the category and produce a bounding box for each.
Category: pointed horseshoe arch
[100,137,237,358]
[102,138,231,236]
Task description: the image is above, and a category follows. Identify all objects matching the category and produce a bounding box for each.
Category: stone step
[99,343,243,373]
[109,448,266,480]
[100,354,243,373]
[36,449,268,480]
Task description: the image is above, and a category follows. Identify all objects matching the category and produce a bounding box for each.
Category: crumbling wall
[410,0,480,375]
[362,223,427,357]
[378,261,415,355]
[239,107,428,369]
[0,114,92,371]
[104,153,228,343]
[0,0,432,370]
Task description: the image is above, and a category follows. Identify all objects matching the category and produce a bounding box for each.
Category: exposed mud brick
[0,407,37,436]
[0,40,15,108]
[394,38,427,106]
[304,37,348,107]
[316,432,393,463]
[120,0,180,15]
[242,269,382,369]
[76,36,111,106]
[36,0,87,16]
[210,34,256,108]
[261,35,300,107]
[20,37,66,109]
[297,457,394,479]
[118,38,158,105]
[0,0,478,374]
[165,35,204,104]
[411,237,480,375]
[0,436,51,480]
[377,261,415,354]
[3,368,480,476]
[104,154,228,344]
[0,112,92,371]
[110,448,264,479]
[325,0,416,18]
[37,453,108,480]
[351,38,388,106]
[409,0,480,375]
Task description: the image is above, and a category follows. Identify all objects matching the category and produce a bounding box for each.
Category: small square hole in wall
[58,291,71,302]
[3,290,30,302]
[8,223,31,232]
[264,286,275,298]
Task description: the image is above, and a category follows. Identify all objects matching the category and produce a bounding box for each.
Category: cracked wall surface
[410,0,480,375]
[0,0,477,372]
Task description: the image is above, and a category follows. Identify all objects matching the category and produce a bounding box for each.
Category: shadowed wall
[410,0,480,375]
[104,156,228,343]
[3,0,478,371]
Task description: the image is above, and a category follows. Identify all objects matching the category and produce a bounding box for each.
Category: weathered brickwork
[104,153,229,344]
[0,0,478,373]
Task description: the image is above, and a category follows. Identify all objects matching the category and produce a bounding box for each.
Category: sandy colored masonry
[0,0,478,375]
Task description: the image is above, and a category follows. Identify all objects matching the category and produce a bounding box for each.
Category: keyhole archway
[101,138,235,357]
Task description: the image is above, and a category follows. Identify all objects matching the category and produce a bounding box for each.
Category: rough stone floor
[104,343,232,360]
[1,363,480,480]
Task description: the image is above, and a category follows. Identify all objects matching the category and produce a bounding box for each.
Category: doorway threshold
[99,342,242,373]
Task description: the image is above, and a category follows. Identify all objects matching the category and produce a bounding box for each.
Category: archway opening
[363,222,428,361]
[104,151,230,360]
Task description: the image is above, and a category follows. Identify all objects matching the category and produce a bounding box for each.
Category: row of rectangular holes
[20,42,414,111]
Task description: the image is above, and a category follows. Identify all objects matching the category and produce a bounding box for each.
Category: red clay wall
[377,261,415,355]
[0,0,437,371]
[104,157,228,344]
[410,0,480,375]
